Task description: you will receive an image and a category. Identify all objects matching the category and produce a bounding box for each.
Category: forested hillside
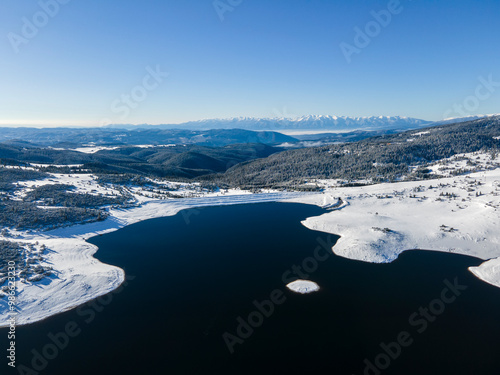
[0,143,283,179]
[205,117,500,188]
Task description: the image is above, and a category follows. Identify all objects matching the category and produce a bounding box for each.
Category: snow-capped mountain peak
[173,115,431,131]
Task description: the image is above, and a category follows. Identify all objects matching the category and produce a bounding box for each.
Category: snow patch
[469,257,500,288]
[286,280,320,294]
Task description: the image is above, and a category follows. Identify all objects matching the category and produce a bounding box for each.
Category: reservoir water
[3,202,500,374]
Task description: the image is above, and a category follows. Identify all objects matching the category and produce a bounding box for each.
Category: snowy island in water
[286,280,320,294]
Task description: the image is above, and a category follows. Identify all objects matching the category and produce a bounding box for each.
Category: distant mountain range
[0,128,296,147]
[2,115,498,149]
[106,115,432,131]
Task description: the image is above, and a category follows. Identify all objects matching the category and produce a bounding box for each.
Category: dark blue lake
[3,202,500,374]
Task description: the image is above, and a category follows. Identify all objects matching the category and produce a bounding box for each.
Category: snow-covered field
[2,152,500,328]
[426,151,500,177]
[50,144,176,154]
[291,169,500,287]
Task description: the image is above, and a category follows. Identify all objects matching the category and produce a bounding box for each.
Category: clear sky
[1,0,499,127]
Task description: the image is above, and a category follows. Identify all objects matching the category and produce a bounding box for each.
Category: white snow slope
[291,169,500,288]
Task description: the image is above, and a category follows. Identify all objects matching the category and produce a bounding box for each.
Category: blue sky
[1,0,499,126]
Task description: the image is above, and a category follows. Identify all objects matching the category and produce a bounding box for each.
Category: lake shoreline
[2,167,500,328]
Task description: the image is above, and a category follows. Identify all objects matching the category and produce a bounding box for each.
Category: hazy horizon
[0,113,435,129]
[1,0,499,127]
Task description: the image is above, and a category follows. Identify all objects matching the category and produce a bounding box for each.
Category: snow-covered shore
[2,156,500,328]
[290,169,500,288]
[0,192,308,327]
